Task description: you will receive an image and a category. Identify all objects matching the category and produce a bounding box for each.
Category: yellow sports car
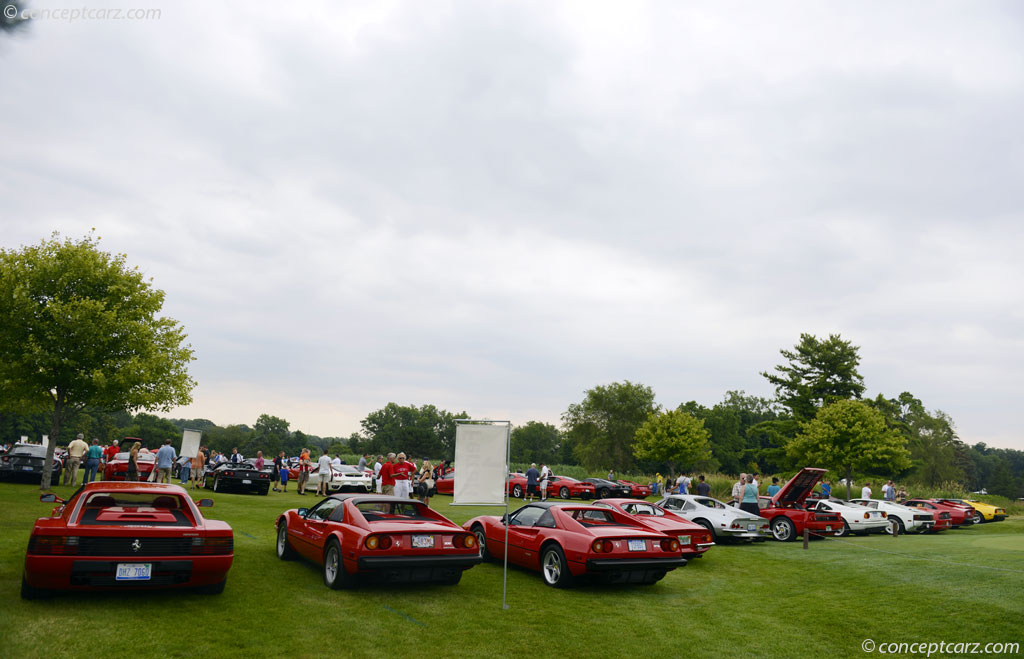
[941,499,1007,524]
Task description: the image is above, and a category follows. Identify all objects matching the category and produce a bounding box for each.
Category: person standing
[821,479,832,499]
[316,448,332,496]
[278,452,290,492]
[254,450,265,477]
[539,463,551,501]
[731,473,747,506]
[896,485,907,504]
[357,453,368,473]
[84,439,104,483]
[416,460,434,505]
[127,441,141,482]
[373,455,384,493]
[104,439,120,465]
[179,454,191,484]
[190,446,206,489]
[525,463,540,503]
[331,454,342,469]
[680,473,692,495]
[654,473,663,496]
[297,448,312,495]
[380,453,396,496]
[766,477,781,497]
[64,433,89,486]
[739,475,760,516]
[230,447,243,464]
[696,474,710,497]
[607,469,615,481]
[155,438,176,484]
[883,480,896,502]
[272,451,284,492]
[861,482,873,499]
[392,453,415,498]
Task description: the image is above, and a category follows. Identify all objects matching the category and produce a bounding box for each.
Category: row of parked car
[17,465,1012,599]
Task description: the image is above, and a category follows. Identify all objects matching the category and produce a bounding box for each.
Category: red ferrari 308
[22,482,233,599]
[591,499,715,558]
[464,502,687,588]
[275,494,482,588]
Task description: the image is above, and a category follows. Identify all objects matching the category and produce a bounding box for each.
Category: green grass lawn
[1,481,1022,658]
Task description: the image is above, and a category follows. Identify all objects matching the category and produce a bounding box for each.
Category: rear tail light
[191,536,234,555]
[453,534,476,549]
[881,512,887,518]
[591,540,613,553]
[365,534,393,550]
[660,539,680,552]
[225,471,234,477]
[28,535,79,555]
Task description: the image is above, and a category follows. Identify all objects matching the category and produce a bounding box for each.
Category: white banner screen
[180,429,202,459]
[453,423,507,505]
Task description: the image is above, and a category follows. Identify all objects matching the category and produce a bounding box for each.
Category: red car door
[505,506,548,567]
[294,499,342,561]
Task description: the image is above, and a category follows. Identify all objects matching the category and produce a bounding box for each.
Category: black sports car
[0,444,63,483]
[203,461,271,495]
[583,478,632,499]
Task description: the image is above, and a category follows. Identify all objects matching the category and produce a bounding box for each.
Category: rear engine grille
[78,537,193,556]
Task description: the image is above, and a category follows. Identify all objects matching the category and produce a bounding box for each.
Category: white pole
[502,421,511,610]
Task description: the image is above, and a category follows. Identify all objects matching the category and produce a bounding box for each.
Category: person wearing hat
[65,433,89,486]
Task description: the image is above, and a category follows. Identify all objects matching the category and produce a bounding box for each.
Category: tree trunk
[40,391,64,491]
[845,466,852,500]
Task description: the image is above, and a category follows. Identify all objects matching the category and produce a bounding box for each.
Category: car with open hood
[464,502,687,587]
[276,494,481,588]
[21,482,232,599]
[655,494,768,541]
[591,498,715,558]
[756,468,842,541]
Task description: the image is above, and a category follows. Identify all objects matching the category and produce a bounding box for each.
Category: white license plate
[627,539,646,552]
[678,535,691,545]
[412,535,434,548]
[747,523,756,531]
[826,526,832,532]
[242,479,251,484]
[116,563,152,581]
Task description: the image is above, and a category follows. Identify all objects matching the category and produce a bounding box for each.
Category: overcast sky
[3,1,1023,450]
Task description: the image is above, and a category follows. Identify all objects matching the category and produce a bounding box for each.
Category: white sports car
[657,495,768,541]
[805,498,888,536]
[319,465,373,493]
[849,498,936,534]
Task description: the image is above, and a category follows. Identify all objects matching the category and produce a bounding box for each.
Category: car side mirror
[40,493,64,504]
[298,508,309,517]
[197,498,214,508]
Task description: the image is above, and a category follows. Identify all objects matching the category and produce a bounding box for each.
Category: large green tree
[787,399,911,499]
[510,421,560,465]
[0,234,195,488]
[633,409,711,473]
[360,403,468,460]
[561,381,658,472]
[762,333,866,422]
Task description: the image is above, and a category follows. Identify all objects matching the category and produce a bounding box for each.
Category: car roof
[79,481,190,493]
[327,494,427,505]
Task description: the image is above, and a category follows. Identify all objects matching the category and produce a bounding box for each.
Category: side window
[308,499,341,521]
[663,499,681,510]
[535,510,556,528]
[511,507,544,527]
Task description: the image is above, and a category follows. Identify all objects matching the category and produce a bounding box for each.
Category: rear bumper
[24,555,232,590]
[357,554,483,571]
[585,557,687,571]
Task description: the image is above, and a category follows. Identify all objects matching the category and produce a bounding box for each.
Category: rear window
[356,501,431,521]
[77,492,192,526]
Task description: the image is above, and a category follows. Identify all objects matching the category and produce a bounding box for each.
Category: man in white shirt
[539,463,551,501]
[331,454,342,469]
[64,433,89,486]
[861,482,873,499]
[374,456,383,493]
[316,448,333,496]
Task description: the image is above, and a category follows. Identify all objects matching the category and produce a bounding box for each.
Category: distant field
[1,481,1021,658]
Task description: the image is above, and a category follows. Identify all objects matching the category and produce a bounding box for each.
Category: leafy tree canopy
[562,381,658,472]
[762,333,865,422]
[0,233,195,488]
[633,409,711,472]
[360,403,468,460]
[510,421,560,466]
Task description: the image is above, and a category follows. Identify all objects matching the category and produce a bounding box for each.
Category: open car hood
[771,467,827,507]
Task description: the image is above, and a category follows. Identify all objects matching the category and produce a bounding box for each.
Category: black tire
[834,520,850,538]
[20,575,53,600]
[540,544,573,588]
[472,524,492,562]
[195,579,226,595]
[323,539,352,590]
[771,517,796,542]
[512,484,523,498]
[973,511,984,525]
[276,522,298,560]
[259,484,270,496]
[559,487,570,499]
[598,488,610,499]
[695,518,717,541]
[886,517,905,536]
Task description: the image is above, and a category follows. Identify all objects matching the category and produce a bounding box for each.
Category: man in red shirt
[392,452,416,499]
[104,439,120,462]
[379,453,396,496]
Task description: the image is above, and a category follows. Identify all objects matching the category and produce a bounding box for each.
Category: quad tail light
[28,535,79,555]
[191,536,234,555]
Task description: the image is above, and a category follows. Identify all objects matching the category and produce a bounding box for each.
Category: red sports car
[464,502,686,587]
[903,499,972,528]
[617,480,652,498]
[275,494,482,588]
[21,482,233,599]
[103,450,157,481]
[591,498,715,558]
[547,476,597,500]
[434,470,454,495]
[757,468,842,541]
